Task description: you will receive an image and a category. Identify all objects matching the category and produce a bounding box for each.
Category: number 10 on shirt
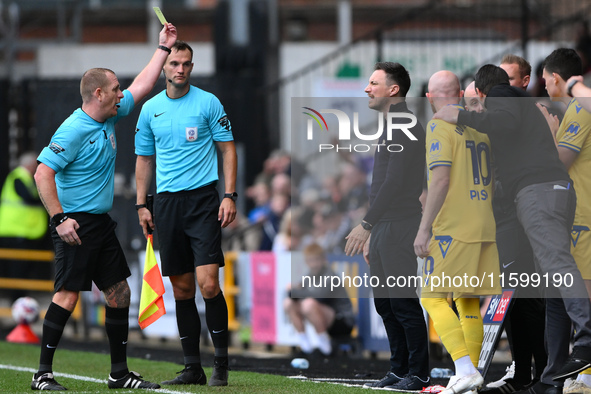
[466,140,491,201]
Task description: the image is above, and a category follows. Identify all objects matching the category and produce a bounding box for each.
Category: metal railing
[0,248,83,322]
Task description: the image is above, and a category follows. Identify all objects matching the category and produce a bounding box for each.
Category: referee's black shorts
[52,213,131,292]
[155,184,224,277]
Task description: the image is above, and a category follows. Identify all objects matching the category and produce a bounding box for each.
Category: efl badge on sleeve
[186,127,198,142]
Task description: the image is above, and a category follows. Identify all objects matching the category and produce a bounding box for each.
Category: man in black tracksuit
[477,55,547,393]
[345,62,429,391]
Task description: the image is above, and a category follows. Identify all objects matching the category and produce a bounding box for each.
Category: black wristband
[158,45,171,54]
[50,212,68,228]
[135,203,147,211]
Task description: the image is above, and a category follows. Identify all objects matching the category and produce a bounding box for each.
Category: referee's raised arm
[126,23,177,105]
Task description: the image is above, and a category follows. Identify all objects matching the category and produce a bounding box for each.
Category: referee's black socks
[105,306,129,379]
[176,298,202,367]
[38,302,71,375]
[204,290,229,358]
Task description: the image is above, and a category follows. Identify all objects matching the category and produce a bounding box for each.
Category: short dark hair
[501,54,532,78]
[542,48,582,81]
[374,62,411,97]
[474,64,509,95]
[171,40,194,59]
[80,68,116,102]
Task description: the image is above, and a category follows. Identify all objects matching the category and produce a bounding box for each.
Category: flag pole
[146,194,154,237]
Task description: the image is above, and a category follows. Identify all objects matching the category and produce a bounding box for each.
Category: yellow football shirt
[557,99,591,224]
[426,107,496,243]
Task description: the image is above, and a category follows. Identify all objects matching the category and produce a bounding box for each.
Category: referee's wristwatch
[224,192,238,202]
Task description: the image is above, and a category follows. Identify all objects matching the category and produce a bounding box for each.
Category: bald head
[426,71,462,112]
[428,71,461,96]
[464,81,484,113]
[464,81,477,98]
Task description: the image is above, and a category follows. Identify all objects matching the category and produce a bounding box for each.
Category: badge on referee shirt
[186,127,198,142]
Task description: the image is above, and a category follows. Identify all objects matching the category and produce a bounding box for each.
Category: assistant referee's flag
[138,234,166,329]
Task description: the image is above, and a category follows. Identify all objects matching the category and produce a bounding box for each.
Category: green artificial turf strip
[0,341,369,393]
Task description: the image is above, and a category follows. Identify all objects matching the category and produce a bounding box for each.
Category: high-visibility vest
[0,166,48,239]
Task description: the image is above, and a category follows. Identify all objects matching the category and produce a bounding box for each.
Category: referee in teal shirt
[32,24,178,391]
[135,40,237,387]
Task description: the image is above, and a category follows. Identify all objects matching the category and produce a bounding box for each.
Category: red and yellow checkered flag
[138,234,166,329]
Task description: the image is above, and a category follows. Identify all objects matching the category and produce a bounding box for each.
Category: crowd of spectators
[224,149,371,254]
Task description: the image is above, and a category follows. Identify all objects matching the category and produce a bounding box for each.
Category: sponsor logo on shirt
[49,142,65,155]
[218,116,231,132]
[428,139,441,158]
[565,121,581,138]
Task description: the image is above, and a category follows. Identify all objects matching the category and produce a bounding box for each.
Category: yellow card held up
[153,7,167,25]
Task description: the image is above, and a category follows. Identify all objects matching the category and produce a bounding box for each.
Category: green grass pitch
[0,341,370,393]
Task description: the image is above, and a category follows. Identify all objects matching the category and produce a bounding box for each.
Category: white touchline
[288,376,372,382]
[0,364,187,394]
[0,364,105,384]
[288,376,364,388]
